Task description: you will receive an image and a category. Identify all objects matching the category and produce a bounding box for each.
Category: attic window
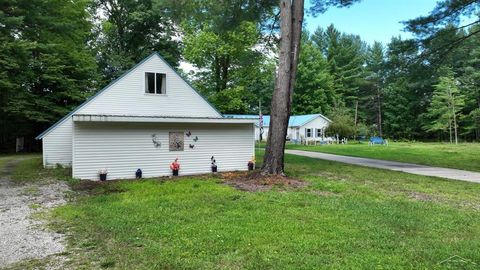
[145,72,166,94]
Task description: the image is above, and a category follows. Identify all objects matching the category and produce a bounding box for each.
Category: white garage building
[36,53,256,180]
[224,114,331,142]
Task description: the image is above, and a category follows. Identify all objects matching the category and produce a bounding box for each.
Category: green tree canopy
[93,0,181,82]
[423,69,465,143]
[0,0,98,151]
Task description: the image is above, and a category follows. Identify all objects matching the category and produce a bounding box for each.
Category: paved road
[285,149,480,183]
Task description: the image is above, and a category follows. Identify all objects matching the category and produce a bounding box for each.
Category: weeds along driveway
[0,157,70,268]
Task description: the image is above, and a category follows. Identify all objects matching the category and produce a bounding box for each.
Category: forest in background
[1,0,479,152]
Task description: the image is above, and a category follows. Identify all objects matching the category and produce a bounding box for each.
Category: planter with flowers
[211,156,217,173]
[170,158,180,176]
[98,168,108,181]
[248,159,255,171]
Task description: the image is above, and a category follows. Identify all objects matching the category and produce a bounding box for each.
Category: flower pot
[135,169,142,179]
[248,163,254,171]
[99,173,107,181]
[172,169,179,176]
[211,165,217,173]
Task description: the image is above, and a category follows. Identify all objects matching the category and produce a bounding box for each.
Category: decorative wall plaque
[169,132,184,151]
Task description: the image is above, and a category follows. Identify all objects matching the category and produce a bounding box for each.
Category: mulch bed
[71,170,308,193]
[220,170,308,192]
[71,180,126,195]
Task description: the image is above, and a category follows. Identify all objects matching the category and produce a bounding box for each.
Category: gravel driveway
[0,158,70,268]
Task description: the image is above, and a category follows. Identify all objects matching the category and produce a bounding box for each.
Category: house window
[305,128,312,138]
[316,128,323,138]
[145,72,166,94]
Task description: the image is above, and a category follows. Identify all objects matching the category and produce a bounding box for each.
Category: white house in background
[36,52,256,180]
[224,114,331,142]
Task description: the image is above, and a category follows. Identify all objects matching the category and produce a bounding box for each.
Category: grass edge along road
[285,142,480,172]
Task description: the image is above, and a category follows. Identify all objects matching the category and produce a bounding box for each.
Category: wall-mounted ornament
[189,144,195,149]
[152,134,161,148]
[193,136,199,142]
[169,132,184,151]
[185,130,192,137]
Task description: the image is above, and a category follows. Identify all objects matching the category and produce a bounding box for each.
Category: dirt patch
[408,191,437,202]
[221,171,308,192]
[406,191,480,210]
[313,172,350,182]
[70,170,308,193]
[71,180,126,195]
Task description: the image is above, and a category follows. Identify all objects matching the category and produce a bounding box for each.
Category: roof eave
[72,114,256,124]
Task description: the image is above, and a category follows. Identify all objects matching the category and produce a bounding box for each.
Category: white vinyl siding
[76,54,220,117]
[73,122,254,180]
[299,116,330,139]
[42,118,72,167]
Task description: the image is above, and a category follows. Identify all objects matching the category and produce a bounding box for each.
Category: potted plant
[170,158,180,176]
[211,156,217,173]
[98,168,108,181]
[135,168,142,179]
[248,159,255,171]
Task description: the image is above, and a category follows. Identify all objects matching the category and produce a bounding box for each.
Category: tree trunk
[221,55,230,90]
[288,0,304,97]
[213,55,221,92]
[377,92,383,137]
[262,0,303,175]
[453,112,458,144]
[477,97,480,141]
[448,114,453,144]
[354,99,358,139]
[452,96,458,145]
[354,99,358,126]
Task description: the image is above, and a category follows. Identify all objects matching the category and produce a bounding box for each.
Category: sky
[304,0,440,45]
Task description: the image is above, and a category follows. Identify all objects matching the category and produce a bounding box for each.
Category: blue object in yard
[136,169,142,179]
[369,136,385,145]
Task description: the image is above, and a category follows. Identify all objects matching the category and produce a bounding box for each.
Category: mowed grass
[0,155,9,171]
[51,151,480,269]
[0,153,41,177]
[286,142,480,172]
[8,155,72,183]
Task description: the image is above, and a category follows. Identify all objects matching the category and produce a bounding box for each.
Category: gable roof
[36,52,222,140]
[224,114,331,127]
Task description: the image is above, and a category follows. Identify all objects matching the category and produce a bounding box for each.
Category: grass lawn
[286,142,480,172]
[0,153,40,175]
[45,151,480,269]
[0,155,9,170]
[3,154,72,184]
